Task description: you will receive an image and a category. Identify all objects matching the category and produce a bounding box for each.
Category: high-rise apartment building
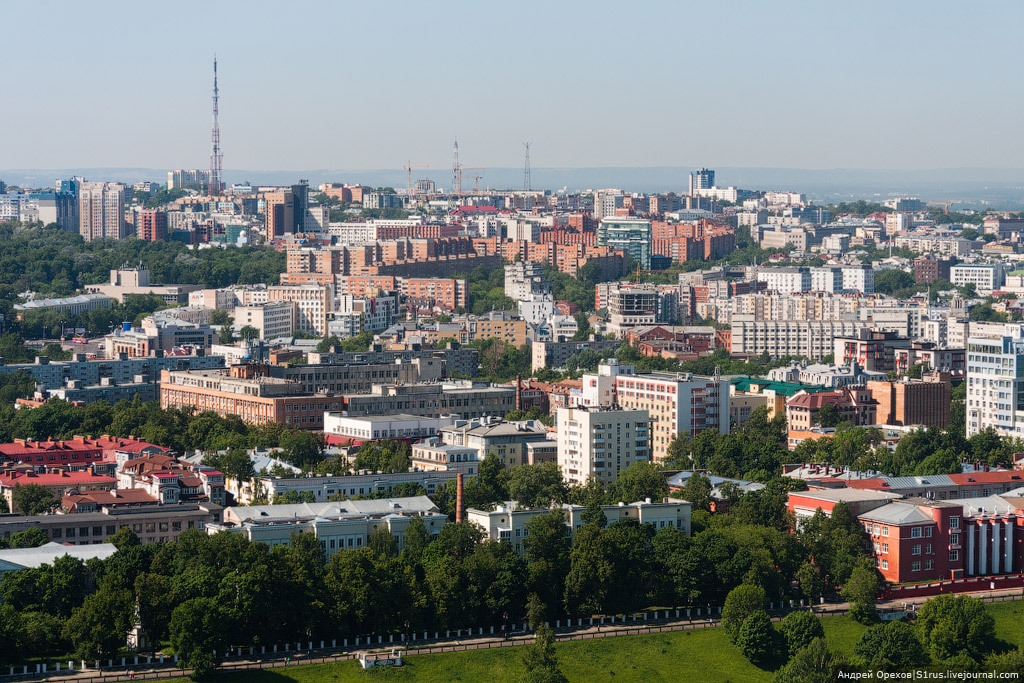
[591,189,624,221]
[557,406,651,486]
[167,169,211,190]
[78,182,127,241]
[689,168,715,196]
[966,323,1024,438]
[267,284,334,336]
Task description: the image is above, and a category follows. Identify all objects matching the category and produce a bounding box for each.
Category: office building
[689,168,715,196]
[597,218,652,269]
[866,374,951,428]
[557,406,650,486]
[324,414,455,442]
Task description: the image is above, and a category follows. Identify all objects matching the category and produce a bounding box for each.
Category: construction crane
[403,162,429,196]
[460,167,488,194]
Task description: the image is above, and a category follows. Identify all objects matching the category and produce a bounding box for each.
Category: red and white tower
[209,57,223,196]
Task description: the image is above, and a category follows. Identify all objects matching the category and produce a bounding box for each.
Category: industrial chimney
[456,472,465,523]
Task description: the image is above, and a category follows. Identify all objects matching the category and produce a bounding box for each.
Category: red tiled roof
[787,392,843,409]
[0,471,117,486]
[63,489,157,506]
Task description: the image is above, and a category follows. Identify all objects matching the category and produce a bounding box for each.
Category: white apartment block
[504,261,552,302]
[233,301,296,340]
[764,191,806,207]
[841,266,874,294]
[757,268,811,294]
[336,293,399,332]
[966,324,1024,438]
[810,267,842,293]
[557,407,650,487]
[468,499,691,555]
[895,233,975,258]
[951,264,1005,294]
[592,189,625,221]
[327,222,376,243]
[730,317,880,360]
[267,284,334,336]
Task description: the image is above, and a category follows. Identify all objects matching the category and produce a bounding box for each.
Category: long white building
[468,498,691,555]
[210,497,446,557]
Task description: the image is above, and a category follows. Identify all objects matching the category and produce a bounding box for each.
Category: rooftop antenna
[523,142,531,192]
[209,56,223,196]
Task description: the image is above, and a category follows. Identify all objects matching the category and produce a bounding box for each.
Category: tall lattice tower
[209,57,223,196]
[523,142,531,191]
[451,138,460,198]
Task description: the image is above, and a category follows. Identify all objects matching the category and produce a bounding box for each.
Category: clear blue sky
[5,0,1023,171]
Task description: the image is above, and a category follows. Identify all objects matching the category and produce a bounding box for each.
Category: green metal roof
[730,377,825,396]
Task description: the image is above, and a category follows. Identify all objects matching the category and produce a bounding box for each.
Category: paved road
[19,586,1024,683]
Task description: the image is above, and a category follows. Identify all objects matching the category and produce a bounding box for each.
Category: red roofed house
[116,453,226,505]
[0,468,117,512]
[0,435,167,471]
[0,438,103,469]
[786,386,878,432]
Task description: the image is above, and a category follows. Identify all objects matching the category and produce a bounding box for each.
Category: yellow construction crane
[459,167,488,194]
[403,161,429,196]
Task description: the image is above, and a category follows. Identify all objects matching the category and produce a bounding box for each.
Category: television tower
[523,142,531,192]
[209,56,223,196]
[451,138,460,199]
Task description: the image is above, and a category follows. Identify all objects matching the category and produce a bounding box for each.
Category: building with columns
[858,494,1024,584]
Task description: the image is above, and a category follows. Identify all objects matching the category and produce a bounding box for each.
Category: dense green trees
[916,594,996,663]
[11,483,57,515]
[723,584,768,641]
[352,439,411,473]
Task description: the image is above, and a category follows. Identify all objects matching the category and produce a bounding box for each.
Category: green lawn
[161,601,1024,683]
[167,626,768,683]
[987,600,1024,649]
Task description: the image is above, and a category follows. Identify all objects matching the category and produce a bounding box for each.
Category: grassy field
[163,601,1024,683]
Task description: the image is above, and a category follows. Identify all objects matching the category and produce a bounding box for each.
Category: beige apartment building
[268,284,334,336]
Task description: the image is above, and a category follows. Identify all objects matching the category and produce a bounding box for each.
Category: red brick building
[859,496,1024,584]
[135,208,167,241]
